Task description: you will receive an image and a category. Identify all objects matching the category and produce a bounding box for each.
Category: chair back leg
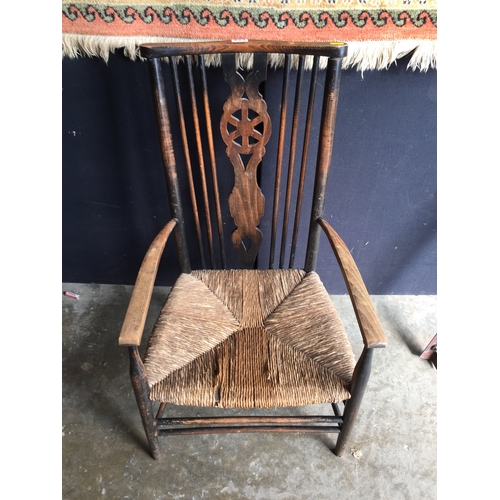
[129,347,162,460]
[334,347,373,456]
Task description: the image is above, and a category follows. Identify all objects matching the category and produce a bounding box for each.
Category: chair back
[140,41,347,274]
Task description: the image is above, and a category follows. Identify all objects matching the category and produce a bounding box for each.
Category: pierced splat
[220,53,271,267]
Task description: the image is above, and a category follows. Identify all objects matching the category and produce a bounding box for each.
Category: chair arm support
[318,218,387,349]
[118,219,177,346]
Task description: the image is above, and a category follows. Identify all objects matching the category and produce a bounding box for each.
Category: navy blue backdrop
[62,50,436,295]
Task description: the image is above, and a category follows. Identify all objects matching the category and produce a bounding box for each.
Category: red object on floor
[420,334,437,368]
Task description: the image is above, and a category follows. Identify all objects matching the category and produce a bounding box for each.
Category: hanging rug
[62,0,437,71]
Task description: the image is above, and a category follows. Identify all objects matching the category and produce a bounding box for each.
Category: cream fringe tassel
[62,34,436,72]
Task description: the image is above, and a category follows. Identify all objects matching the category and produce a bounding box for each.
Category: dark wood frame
[118,41,387,460]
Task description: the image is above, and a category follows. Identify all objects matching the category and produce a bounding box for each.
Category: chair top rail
[140,40,348,60]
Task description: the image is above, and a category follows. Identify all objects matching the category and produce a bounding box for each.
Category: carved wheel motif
[221,100,269,156]
[221,53,271,268]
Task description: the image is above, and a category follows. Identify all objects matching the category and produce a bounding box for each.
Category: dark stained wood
[331,402,343,417]
[187,56,216,269]
[334,347,373,457]
[140,41,347,60]
[318,218,388,348]
[158,426,341,436]
[129,346,161,460]
[304,57,343,273]
[221,53,271,268]
[280,55,305,269]
[148,58,191,273]
[269,53,290,269]
[170,58,206,268]
[156,402,167,419]
[118,219,177,346]
[290,56,320,268]
[157,416,342,425]
[200,55,227,269]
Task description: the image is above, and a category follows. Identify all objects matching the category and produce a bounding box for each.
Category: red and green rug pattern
[62,1,437,70]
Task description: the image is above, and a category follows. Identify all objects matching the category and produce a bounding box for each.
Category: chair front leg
[129,346,162,460]
[334,347,373,457]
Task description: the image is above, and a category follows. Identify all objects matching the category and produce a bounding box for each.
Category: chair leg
[129,347,162,460]
[334,347,373,457]
[156,402,167,419]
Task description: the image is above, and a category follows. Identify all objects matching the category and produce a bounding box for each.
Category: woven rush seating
[144,269,355,408]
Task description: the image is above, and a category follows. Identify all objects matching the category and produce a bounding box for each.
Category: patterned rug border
[62,3,437,71]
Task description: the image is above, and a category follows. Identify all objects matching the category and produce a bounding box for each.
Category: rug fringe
[343,40,437,72]
[62,34,436,71]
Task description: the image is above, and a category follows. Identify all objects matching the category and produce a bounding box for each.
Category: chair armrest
[118,219,177,346]
[318,218,387,349]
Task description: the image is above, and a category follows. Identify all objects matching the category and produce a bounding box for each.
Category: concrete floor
[62,283,436,499]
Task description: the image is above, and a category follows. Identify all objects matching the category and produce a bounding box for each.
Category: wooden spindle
[200,55,226,269]
[279,55,304,269]
[186,56,216,269]
[147,58,191,273]
[304,57,343,273]
[269,54,290,269]
[289,56,319,267]
[171,58,206,268]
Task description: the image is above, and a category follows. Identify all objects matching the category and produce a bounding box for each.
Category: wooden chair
[118,41,387,460]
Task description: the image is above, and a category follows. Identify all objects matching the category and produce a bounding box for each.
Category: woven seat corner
[144,269,355,408]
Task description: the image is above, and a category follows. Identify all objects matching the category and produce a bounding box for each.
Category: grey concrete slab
[62,283,436,499]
